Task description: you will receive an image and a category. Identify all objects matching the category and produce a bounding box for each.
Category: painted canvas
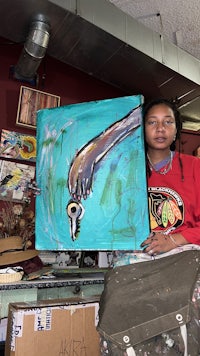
[0,160,35,202]
[0,129,36,162]
[35,95,150,251]
[16,86,60,129]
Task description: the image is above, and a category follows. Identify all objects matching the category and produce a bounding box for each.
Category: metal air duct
[14,14,50,84]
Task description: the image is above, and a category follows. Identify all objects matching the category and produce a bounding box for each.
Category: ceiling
[111,0,200,61]
[111,0,200,132]
[0,0,200,132]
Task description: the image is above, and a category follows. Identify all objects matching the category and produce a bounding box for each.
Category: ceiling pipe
[13,14,50,85]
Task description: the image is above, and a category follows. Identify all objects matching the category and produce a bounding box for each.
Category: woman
[98,99,200,355]
[141,98,200,254]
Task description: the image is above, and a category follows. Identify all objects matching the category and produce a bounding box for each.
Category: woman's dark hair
[143,98,184,180]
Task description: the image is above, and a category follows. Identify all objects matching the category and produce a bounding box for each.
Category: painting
[0,160,35,202]
[0,129,36,162]
[35,95,150,251]
[16,86,60,129]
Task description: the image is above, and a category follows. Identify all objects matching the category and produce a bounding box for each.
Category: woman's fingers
[141,233,172,254]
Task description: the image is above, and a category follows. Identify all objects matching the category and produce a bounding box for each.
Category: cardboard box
[5,298,100,356]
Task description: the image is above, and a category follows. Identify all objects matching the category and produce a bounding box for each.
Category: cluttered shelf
[0,268,106,290]
[0,268,106,321]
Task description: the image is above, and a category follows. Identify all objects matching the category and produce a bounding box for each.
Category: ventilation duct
[13,14,50,84]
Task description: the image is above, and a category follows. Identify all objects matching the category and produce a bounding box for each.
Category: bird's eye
[67,201,84,220]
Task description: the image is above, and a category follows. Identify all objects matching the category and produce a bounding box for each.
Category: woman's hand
[140,232,188,255]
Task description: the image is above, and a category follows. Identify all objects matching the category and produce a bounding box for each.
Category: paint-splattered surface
[99,246,200,355]
[35,95,150,250]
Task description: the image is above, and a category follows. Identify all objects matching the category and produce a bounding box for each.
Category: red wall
[180,130,200,156]
[0,39,124,136]
[1,38,199,154]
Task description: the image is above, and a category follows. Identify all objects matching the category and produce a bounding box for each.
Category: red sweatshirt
[147,152,200,245]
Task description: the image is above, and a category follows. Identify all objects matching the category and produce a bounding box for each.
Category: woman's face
[145,103,177,151]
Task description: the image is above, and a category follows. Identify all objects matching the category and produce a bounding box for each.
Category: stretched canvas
[0,160,35,202]
[36,95,150,251]
[0,129,36,162]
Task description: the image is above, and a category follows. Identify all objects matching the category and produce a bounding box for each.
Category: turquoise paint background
[35,95,150,250]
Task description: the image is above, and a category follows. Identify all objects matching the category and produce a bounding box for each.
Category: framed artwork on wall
[16,86,61,129]
[35,95,150,251]
[0,160,35,202]
[0,129,36,162]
